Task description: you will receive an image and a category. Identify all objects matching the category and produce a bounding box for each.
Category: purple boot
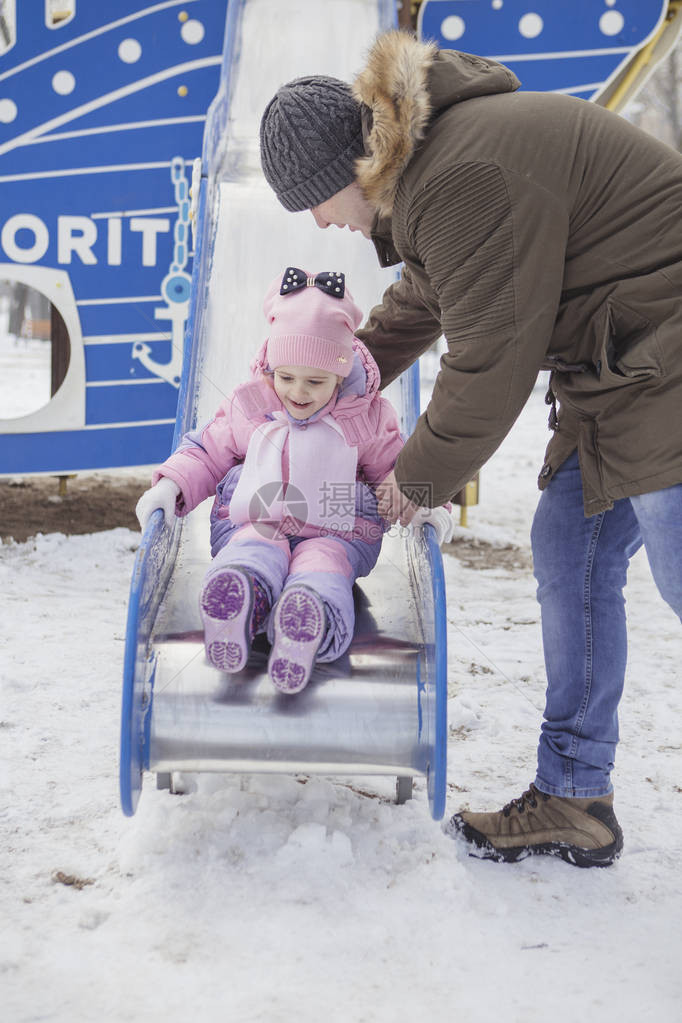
[199,567,269,673]
[268,586,326,694]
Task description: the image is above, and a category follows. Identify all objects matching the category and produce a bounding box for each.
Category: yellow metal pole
[604,1,682,112]
[57,474,76,497]
[455,476,479,528]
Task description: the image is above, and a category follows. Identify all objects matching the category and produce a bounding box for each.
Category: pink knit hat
[263,267,362,378]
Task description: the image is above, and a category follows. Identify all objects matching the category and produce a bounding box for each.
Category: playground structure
[2,2,676,818]
[417,0,678,104]
[0,0,225,472]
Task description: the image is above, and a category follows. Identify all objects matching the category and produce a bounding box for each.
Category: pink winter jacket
[154,339,404,533]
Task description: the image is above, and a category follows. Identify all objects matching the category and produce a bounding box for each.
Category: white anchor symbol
[133,270,190,388]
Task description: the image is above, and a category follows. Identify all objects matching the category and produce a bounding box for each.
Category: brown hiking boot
[446,784,623,868]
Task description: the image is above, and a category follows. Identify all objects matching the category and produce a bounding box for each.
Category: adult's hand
[376,470,422,526]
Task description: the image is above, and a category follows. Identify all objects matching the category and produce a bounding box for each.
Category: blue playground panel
[0,0,227,475]
[419,1,667,98]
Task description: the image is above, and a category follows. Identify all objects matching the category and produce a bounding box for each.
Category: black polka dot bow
[280,268,345,298]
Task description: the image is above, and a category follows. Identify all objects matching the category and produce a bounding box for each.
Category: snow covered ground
[0,318,52,420]
[2,369,681,1023]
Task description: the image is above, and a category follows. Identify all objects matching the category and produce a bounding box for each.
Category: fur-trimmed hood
[352,31,519,217]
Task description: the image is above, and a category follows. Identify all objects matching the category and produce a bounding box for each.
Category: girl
[136,267,451,693]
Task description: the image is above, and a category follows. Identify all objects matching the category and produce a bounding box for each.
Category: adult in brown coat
[260,30,682,867]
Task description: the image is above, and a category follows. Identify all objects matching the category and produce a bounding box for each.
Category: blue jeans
[530,451,682,797]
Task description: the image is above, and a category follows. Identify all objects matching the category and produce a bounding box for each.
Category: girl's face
[272,365,341,420]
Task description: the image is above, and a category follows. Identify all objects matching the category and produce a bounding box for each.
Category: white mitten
[411,506,454,545]
[135,477,181,532]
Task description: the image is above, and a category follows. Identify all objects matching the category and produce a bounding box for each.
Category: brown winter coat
[353,32,682,514]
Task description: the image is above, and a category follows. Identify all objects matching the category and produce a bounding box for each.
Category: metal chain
[170,156,190,274]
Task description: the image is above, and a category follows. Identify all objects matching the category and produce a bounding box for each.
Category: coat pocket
[598,300,663,382]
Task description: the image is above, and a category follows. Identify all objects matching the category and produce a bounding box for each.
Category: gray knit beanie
[260,75,365,212]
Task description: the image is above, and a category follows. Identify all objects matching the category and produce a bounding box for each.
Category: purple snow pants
[205,466,385,661]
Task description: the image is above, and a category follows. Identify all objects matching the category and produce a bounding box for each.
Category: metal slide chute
[120,0,447,820]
